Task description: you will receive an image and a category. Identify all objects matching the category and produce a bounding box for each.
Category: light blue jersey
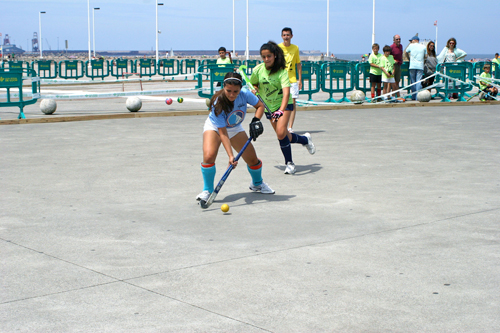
[406,43,427,70]
[208,87,258,128]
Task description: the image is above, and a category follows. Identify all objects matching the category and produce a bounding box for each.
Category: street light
[87,0,91,63]
[156,1,164,65]
[232,0,235,57]
[93,7,100,58]
[39,11,46,58]
[246,0,249,60]
[326,0,329,58]
[372,0,376,45]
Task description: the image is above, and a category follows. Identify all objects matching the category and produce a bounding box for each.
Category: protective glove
[271,110,284,122]
[249,117,263,141]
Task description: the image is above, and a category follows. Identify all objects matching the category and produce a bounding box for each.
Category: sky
[1,0,496,55]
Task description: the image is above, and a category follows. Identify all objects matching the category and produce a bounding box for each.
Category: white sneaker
[196,190,211,201]
[303,132,316,154]
[284,162,296,174]
[288,127,294,133]
[249,181,275,194]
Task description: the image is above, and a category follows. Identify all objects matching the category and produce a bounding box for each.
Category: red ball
[165,98,173,105]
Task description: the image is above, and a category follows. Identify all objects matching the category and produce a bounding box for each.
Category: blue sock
[279,137,293,164]
[201,163,216,192]
[290,133,308,145]
[247,160,263,186]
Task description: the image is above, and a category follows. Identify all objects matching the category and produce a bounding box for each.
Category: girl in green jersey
[250,41,316,175]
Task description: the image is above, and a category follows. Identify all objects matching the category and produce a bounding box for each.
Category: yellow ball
[206,98,211,107]
[221,204,230,213]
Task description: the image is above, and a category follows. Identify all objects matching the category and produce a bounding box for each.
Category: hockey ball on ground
[221,204,229,213]
[165,98,173,105]
[177,97,184,103]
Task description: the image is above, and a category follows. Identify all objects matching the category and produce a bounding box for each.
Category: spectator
[479,64,498,101]
[422,41,437,94]
[492,53,499,72]
[437,38,467,64]
[369,44,383,100]
[405,35,426,100]
[380,45,397,100]
[390,35,403,97]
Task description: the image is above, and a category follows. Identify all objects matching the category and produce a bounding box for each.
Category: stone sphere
[350,90,365,103]
[126,97,142,112]
[417,90,432,103]
[40,99,57,115]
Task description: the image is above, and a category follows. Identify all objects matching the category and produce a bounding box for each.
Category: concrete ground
[1,81,500,332]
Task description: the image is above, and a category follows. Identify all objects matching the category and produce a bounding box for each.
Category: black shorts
[265,103,293,119]
[369,73,382,83]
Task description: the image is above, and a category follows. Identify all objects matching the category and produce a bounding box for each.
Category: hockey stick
[466,90,481,102]
[199,137,253,209]
[238,65,273,117]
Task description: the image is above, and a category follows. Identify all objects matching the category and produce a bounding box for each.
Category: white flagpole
[233,0,235,56]
[372,0,375,45]
[326,0,329,57]
[246,0,249,61]
[435,22,438,50]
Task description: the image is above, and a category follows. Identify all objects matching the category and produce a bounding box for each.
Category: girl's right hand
[229,156,238,168]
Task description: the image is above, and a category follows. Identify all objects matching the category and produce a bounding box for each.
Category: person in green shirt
[368,43,383,100]
[216,47,232,66]
[479,64,498,101]
[492,53,499,72]
[250,41,315,175]
[380,45,397,100]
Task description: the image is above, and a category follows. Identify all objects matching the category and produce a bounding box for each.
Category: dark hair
[210,72,243,116]
[372,43,379,49]
[382,45,391,53]
[446,38,457,49]
[260,41,286,75]
[495,53,499,56]
[426,41,436,57]
[282,27,293,35]
[218,47,226,53]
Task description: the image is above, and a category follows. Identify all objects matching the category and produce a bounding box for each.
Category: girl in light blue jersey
[196,72,274,202]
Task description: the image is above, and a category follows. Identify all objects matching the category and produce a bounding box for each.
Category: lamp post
[39,11,46,58]
[372,0,375,45]
[93,7,100,58]
[246,0,249,60]
[232,0,235,57]
[156,1,164,65]
[87,0,91,63]
[326,0,330,58]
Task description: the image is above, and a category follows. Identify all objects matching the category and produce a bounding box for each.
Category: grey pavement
[1,98,500,332]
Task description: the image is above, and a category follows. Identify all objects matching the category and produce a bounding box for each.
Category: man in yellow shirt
[279,27,302,133]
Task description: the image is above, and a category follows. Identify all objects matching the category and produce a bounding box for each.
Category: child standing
[216,47,232,66]
[479,64,498,101]
[249,41,315,175]
[368,43,383,101]
[380,45,397,100]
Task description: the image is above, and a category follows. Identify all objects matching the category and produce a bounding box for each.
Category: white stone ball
[40,99,57,115]
[350,90,365,103]
[126,97,142,112]
[417,90,432,103]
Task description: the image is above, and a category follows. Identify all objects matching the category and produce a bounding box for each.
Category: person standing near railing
[390,35,403,97]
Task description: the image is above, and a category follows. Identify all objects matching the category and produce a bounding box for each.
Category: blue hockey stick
[199,137,252,209]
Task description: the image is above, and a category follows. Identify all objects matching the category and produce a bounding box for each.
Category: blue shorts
[265,103,294,120]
